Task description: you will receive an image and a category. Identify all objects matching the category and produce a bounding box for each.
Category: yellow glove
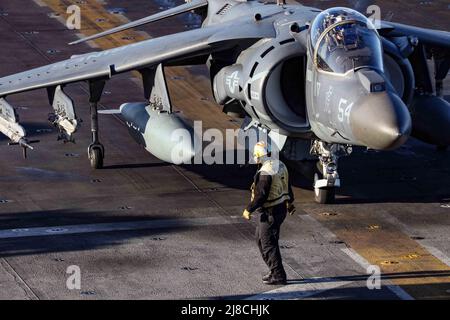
[243,209,252,220]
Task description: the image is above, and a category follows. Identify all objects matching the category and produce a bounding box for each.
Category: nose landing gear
[314,171,336,204]
[310,140,351,204]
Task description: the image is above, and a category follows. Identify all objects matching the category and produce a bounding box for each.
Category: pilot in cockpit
[312,8,384,74]
[323,14,359,53]
[321,14,367,72]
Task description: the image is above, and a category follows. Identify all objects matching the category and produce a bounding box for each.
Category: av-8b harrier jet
[0,0,449,203]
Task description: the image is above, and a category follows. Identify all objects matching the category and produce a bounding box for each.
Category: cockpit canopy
[310,7,384,74]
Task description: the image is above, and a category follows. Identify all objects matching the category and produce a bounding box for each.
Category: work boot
[263,276,287,285]
[262,272,271,282]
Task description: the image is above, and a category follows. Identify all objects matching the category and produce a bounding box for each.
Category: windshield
[310,8,384,74]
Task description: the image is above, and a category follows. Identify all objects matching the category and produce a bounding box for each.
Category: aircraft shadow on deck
[178,142,450,204]
[0,122,54,142]
[95,141,450,203]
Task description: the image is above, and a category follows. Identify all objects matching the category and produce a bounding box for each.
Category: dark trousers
[255,203,287,279]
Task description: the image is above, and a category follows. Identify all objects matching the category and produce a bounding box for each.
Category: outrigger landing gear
[310,140,352,204]
[88,101,104,169]
[87,80,106,170]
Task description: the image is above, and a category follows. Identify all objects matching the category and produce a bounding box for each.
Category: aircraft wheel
[89,147,104,169]
[437,145,448,152]
[314,173,335,204]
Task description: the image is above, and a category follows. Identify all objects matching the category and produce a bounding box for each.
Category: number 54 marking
[338,98,353,124]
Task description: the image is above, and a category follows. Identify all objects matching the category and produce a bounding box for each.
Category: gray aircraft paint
[120,102,196,164]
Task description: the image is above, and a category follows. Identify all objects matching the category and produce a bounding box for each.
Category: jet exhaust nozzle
[409,95,450,147]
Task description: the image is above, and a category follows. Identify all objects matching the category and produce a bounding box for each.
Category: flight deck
[0,0,449,300]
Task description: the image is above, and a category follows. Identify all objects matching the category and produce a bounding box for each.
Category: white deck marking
[385,284,415,301]
[0,216,242,240]
[32,0,46,7]
[420,245,450,267]
[341,248,414,300]
[245,278,352,300]
[380,211,450,267]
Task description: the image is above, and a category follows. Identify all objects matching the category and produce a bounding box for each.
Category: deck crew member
[243,141,295,285]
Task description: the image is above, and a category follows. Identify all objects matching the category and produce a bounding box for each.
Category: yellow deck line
[310,207,450,299]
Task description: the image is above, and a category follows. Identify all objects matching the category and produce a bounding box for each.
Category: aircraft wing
[69,0,209,45]
[380,21,450,49]
[0,20,275,97]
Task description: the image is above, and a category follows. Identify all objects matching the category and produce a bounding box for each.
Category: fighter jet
[0,0,449,203]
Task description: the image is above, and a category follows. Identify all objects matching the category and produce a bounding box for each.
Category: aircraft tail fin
[69,0,208,45]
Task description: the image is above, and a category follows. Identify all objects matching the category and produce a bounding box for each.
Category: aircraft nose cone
[350,92,412,150]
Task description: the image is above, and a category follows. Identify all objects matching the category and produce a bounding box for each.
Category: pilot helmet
[325,15,358,51]
[338,24,358,49]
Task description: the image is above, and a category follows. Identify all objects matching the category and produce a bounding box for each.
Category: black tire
[89,147,103,169]
[437,145,448,152]
[314,173,336,204]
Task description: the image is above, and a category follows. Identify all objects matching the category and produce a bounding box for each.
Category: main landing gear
[87,80,106,170]
[310,140,352,204]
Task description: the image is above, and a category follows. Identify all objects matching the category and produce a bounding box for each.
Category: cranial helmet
[253,141,269,164]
